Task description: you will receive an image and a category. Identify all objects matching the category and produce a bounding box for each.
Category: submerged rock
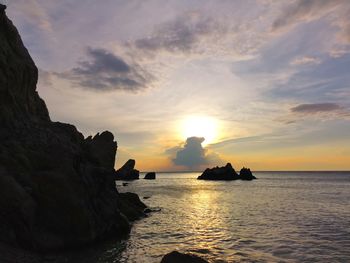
[0,6,145,250]
[198,163,256,181]
[144,172,156,180]
[161,251,209,263]
[115,159,140,180]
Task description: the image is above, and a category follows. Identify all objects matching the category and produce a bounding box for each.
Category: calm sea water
[101,172,350,263]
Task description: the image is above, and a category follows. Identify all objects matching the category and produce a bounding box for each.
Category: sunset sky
[6,0,350,171]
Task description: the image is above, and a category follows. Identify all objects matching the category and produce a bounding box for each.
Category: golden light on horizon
[181,116,218,145]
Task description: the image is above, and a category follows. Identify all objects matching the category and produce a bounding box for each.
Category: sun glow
[181,116,218,145]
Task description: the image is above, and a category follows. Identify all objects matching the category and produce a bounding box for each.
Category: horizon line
[140,170,350,173]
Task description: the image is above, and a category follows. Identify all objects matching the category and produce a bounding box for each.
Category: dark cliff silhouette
[115,159,140,180]
[0,4,145,250]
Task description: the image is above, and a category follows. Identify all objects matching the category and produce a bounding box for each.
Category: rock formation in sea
[161,251,209,263]
[239,167,256,180]
[144,172,156,179]
[115,159,140,180]
[197,163,256,180]
[0,4,145,250]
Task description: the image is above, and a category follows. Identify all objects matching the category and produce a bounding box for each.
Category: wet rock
[144,172,156,180]
[118,192,147,221]
[198,163,256,181]
[161,251,209,263]
[0,7,145,250]
[144,208,152,214]
[115,159,140,180]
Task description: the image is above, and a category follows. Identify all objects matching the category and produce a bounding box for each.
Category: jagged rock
[239,167,256,180]
[198,163,256,181]
[161,251,209,263]
[84,131,117,170]
[115,159,140,180]
[0,6,145,250]
[144,172,156,180]
[198,163,239,180]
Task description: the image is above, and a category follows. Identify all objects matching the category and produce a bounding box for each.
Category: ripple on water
[114,172,350,263]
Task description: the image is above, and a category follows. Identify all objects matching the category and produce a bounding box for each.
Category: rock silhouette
[239,167,256,180]
[144,172,156,179]
[115,159,140,180]
[0,4,145,250]
[161,251,209,263]
[198,163,256,180]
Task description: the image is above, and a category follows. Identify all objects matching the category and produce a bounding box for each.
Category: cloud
[8,0,52,31]
[38,69,53,88]
[329,48,350,58]
[133,12,226,55]
[334,15,350,45]
[290,56,321,66]
[271,0,343,32]
[209,135,266,149]
[58,47,153,92]
[291,103,341,114]
[271,0,350,50]
[170,137,222,169]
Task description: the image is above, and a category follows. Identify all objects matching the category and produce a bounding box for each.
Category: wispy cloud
[271,0,343,32]
[128,11,264,60]
[291,56,321,66]
[271,0,350,55]
[291,103,341,113]
[8,0,52,31]
[134,13,225,54]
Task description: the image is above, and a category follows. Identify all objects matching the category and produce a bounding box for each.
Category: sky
[4,0,350,171]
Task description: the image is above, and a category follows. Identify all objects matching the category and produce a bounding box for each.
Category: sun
[181,116,218,145]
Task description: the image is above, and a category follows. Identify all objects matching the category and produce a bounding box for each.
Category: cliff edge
[0,4,144,250]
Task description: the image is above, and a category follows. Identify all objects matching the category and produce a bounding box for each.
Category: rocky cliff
[0,4,144,250]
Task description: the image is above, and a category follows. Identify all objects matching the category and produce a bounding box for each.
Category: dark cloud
[134,13,225,54]
[73,48,130,74]
[59,47,153,92]
[291,103,341,114]
[170,137,222,169]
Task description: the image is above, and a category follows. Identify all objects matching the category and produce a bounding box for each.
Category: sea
[74,172,350,263]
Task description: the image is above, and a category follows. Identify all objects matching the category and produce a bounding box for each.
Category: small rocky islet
[198,163,256,181]
[0,4,256,262]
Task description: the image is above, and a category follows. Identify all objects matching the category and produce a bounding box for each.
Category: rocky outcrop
[144,172,156,180]
[198,163,238,180]
[0,5,145,250]
[161,251,209,263]
[198,163,256,181]
[239,167,256,180]
[118,192,147,221]
[115,159,140,180]
[0,4,49,125]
